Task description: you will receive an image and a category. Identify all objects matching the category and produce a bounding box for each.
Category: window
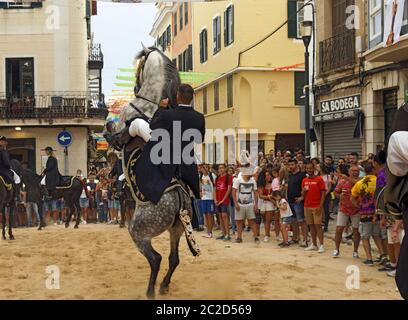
[0,1,43,9]
[332,0,354,36]
[296,1,304,38]
[227,75,233,108]
[213,16,221,54]
[179,5,183,31]
[184,2,188,25]
[203,88,208,114]
[294,71,305,106]
[6,58,35,99]
[173,12,177,36]
[224,5,234,46]
[162,30,167,50]
[369,0,382,44]
[288,0,304,38]
[402,0,408,34]
[166,25,171,47]
[187,45,193,71]
[200,29,208,63]
[178,54,183,72]
[183,49,188,71]
[214,82,219,111]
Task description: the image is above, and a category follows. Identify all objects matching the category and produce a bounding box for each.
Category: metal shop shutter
[322,119,362,161]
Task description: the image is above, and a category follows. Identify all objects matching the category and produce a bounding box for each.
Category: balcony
[319,30,356,74]
[0,92,108,126]
[364,33,408,63]
[0,1,44,9]
[88,43,104,70]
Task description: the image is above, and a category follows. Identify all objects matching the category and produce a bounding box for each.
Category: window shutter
[199,32,203,63]
[185,2,188,25]
[231,5,234,43]
[204,29,208,61]
[217,17,221,51]
[224,10,228,46]
[188,45,193,71]
[213,19,217,54]
[167,26,171,46]
[294,71,305,105]
[287,0,297,38]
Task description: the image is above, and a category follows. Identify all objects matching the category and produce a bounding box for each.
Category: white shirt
[200,173,216,200]
[387,131,408,177]
[279,199,293,218]
[233,176,257,206]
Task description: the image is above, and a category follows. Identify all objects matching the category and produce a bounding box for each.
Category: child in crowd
[273,191,293,248]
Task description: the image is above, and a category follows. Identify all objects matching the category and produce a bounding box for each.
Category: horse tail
[176,187,200,257]
[77,178,90,198]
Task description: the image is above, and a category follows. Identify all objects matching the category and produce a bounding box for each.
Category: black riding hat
[0,136,7,141]
[42,146,56,152]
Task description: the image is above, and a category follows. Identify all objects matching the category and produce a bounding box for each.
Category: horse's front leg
[65,202,72,228]
[1,206,5,240]
[74,200,81,229]
[160,219,184,295]
[8,205,15,240]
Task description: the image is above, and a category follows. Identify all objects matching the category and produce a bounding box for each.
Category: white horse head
[112,46,180,133]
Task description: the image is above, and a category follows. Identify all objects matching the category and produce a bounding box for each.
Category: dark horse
[0,177,15,240]
[11,160,86,229]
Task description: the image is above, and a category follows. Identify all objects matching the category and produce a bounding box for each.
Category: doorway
[383,89,398,146]
[7,138,36,172]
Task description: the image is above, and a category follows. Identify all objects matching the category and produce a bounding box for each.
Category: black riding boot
[13,183,21,202]
[42,186,52,201]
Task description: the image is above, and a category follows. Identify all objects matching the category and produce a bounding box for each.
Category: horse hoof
[146,290,155,300]
[74,225,79,229]
[9,235,15,241]
[2,236,6,240]
[159,285,169,295]
[119,224,125,229]
[37,227,42,231]
[65,223,70,228]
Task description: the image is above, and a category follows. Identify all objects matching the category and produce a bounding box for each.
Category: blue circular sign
[57,131,73,147]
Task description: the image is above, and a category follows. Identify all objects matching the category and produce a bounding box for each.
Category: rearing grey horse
[105,46,200,299]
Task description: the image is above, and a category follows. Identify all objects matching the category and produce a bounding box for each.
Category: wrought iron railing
[89,43,103,63]
[319,29,356,74]
[0,92,108,120]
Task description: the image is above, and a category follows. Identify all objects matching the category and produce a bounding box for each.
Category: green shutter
[224,10,228,46]
[288,0,298,38]
[231,5,234,44]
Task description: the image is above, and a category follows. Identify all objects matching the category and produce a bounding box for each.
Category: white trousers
[387,131,408,177]
[10,169,21,184]
[129,118,151,142]
[41,176,46,186]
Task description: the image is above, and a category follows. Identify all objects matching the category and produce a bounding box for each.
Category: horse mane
[135,46,180,108]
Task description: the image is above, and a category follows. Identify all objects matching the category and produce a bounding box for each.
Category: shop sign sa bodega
[320,95,361,114]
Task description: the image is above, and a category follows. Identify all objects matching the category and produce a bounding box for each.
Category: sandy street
[0,224,401,300]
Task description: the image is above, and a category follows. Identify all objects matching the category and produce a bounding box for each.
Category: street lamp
[301,19,313,156]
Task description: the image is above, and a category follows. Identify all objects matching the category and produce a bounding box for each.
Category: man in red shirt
[214,164,233,241]
[301,163,327,253]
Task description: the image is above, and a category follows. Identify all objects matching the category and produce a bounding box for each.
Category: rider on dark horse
[119,84,205,204]
[40,146,61,201]
[0,136,21,201]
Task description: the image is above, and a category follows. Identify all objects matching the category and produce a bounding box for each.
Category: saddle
[56,176,75,189]
[123,137,190,205]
